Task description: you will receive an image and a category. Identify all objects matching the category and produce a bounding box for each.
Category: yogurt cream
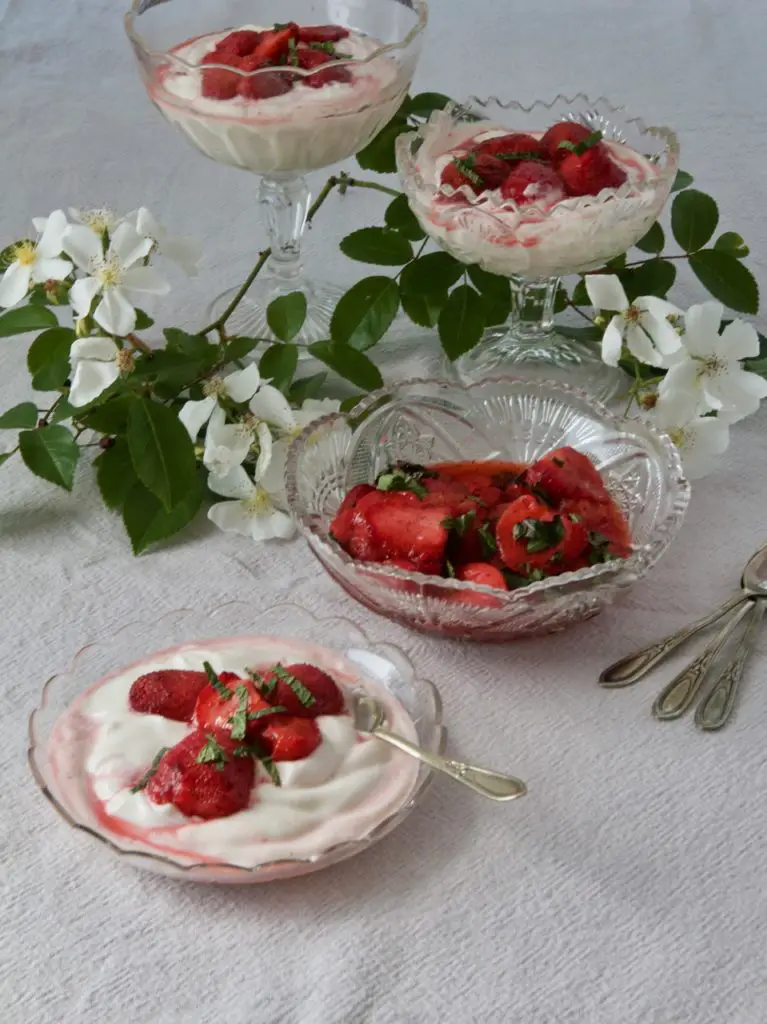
[401,117,670,278]
[150,27,406,173]
[48,636,420,869]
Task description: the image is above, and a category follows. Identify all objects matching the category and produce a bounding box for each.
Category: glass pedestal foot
[207,276,345,348]
[452,327,628,405]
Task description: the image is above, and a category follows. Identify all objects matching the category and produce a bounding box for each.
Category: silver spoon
[351,695,527,802]
[599,543,767,688]
[695,599,767,731]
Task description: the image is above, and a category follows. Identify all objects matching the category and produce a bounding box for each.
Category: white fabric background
[3,1,767,1022]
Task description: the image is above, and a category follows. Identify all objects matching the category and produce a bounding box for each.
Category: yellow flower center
[81,208,115,234]
[203,378,226,398]
[115,349,134,373]
[243,488,272,517]
[93,253,123,288]
[699,356,725,379]
[667,427,689,450]
[14,241,37,267]
[624,305,641,325]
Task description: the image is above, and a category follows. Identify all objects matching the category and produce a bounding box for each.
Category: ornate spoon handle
[695,600,766,731]
[599,593,746,688]
[652,602,754,720]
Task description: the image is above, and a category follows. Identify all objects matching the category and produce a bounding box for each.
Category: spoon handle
[599,593,747,688]
[695,600,766,731]
[372,727,527,802]
[652,601,754,720]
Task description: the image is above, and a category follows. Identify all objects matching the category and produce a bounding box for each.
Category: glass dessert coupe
[125,0,428,344]
[396,96,679,402]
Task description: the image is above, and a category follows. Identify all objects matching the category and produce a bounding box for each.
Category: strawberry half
[525,447,609,504]
[305,64,352,88]
[249,23,299,66]
[128,669,207,723]
[456,562,508,590]
[441,153,509,195]
[500,161,565,205]
[558,147,627,197]
[330,484,377,546]
[260,663,345,718]
[297,25,350,44]
[194,670,283,739]
[217,29,265,57]
[495,495,559,573]
[237,64,294,101]
[540,121,595,164]
[364,492,451,572]
[146,729,255,820]
[475,132,545,162]
[260,716,322,761]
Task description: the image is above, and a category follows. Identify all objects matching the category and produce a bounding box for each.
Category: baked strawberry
[305,64,352,88]
[128,669,207,723]
[540,121,594,164]
[330,484,377,546]
[217,29,265,57]
[145,730,255,820]
[475,132,545,162]
[500,162,565,205]
[237,63,293,100]
[194,667,284,739]
[559,147,627,197]
[297,25,350,44]
[560,497,632,558]
[441,153,509,195]
[495,495,561,572]
[249,23,299,66]
[364,492,451,572]
[550,514,589,572]
[259,662,345,718]
[260,716,322,761]
[526,447,609,504]
[201,63,242,100]
[456,562,508,590]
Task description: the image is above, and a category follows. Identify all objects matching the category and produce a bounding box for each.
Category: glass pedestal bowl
[125,0,428,344]
[396,96,679,402]
[286,377,690,642]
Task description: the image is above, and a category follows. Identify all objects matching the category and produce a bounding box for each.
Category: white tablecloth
[3,2,767,1022]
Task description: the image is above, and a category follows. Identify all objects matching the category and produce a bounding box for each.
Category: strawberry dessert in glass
[396,96,678,401]
[125,1,428,343]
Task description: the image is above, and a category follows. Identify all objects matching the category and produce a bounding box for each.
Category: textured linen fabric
[3,1,767,1022]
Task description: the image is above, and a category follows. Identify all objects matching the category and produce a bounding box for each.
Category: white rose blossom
[178,363,263,439]
[63,221,170,336]
[0,210,71,308]
[207,462,295,542]
[68,336,134,407]
[202,404,272,479]
[655,301,767,425]
[586,274,682,367]
[653,403,731,480]
[131,207,202,277]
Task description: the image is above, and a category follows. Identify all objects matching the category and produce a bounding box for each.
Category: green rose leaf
[670,169,694,193]
[0,452,13,468]
[134,309,155,330]
[400,289,446,328]
[400,251,464,295]
[0,402,38,429]
[618,260,676,302]
[384,194,426,241]
[18,425,79,491]
[259,343,299,391]
[0,304,59,337]
[605,253,627,271]
[689,250,759,315]
[339,394,365,413]
[223,336,260,363]
[406,92,453,119]
[671,189,719,253]
[133,346,218,399]
[634,221,665,254]
[554,286,569,314]
[714,232,749,259]
[26,327,75,391]
[123,474,206,555]
[340,227,413,266]
[50,397,76,424]
[467,266,511,326]
[79,393,137,435]
[95,440,139,511]
[266,292,308,343]
[438,285,486,360]
[356,122,410,174]
[556,325,604,343]
[163,329,213,359]
[571,278,590,307]
[127,397,197,510]
[330,276,400,351]
[308,341,384,391]
[288,372,327,404]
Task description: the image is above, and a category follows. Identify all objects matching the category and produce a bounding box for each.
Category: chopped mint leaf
[497,151,544,163]
[552,456,565,467]
[234,739,281,786]
[287,37,300,67]
[528,568,549,582]
[550,551,564,564]
[247,705,287,721]
[441,509,476,537]
[452,154,482,186]
[196,733,229,772]
[249,666,277,696]
[376,471,427,499]
[502,569,530,589]
[512,516,565,554]
[528,483,554,506]
[203,661,233,700]
[569,513,582,524]
[478,521,497,557]
[445,559,456,578]
[587,531,622,565]
[558,130,603,157]
[130,747,169,793]
[309,41,336,54]
[271,663,316,707]
[228,684,250,741]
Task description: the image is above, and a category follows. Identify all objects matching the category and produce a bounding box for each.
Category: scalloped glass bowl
[396,94,679,279]
[29,602,444,884]
[286,377,690,642]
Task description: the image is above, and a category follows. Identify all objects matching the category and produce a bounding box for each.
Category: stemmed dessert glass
[396,96,679,401]
[125,0,428,344]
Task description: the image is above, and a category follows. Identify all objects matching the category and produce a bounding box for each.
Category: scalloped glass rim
[124,0,429,77]
[28,600,445,881]
[396,93,679,217]
[285,376,691,606]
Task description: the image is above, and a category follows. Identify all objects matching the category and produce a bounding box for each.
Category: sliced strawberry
[249,23,299,66]
[526,446,609,504]
[217,29,265,57]
[559,147,627,197]
[260,716,322,761]
[456,562,508,590]
[296,46,333,70]
[259,663,345,718]
[128,669,207,723]
[330,484,376,546]
[364,492,450,571]
[194,673,279,739]
[540,121,595,164]
[297,25,350,44]
[237,61,294,100]
[305,64,352,88]
[441,153,509,195]
[201,64,241,100]
[500,161,565,205]
[146,730,254,820]
[475,132,546,162]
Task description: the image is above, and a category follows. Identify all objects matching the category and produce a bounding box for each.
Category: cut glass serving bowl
[29,601,444,883]
[286,377,690,642]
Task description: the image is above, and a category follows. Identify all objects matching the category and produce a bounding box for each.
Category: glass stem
[259,174,310,286]
[509,276,560,341]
